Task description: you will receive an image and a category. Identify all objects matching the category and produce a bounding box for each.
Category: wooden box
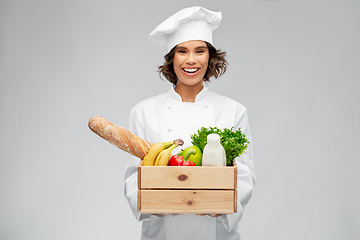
[137,161,237,214]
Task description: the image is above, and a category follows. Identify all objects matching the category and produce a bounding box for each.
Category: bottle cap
[207,133,221,146]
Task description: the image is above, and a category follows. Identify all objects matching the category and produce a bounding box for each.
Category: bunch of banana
[142,139,184,166]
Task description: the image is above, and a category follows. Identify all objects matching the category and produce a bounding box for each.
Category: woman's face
[173,40,209,87]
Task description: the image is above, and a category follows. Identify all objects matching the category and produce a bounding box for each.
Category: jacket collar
[168,84,208,103]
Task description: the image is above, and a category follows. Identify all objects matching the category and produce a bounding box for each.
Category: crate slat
[139,165,235,189]
[139,189,235,214]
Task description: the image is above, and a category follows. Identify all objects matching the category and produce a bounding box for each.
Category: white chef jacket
[124,84,255,240]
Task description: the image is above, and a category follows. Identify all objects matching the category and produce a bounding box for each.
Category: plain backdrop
[1,0,359,239]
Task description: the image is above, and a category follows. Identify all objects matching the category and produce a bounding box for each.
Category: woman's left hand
[196,214,223,217]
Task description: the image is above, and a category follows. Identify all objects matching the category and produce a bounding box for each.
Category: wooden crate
[137,161,237,214]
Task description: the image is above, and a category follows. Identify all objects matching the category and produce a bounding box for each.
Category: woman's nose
[186,53,197,64]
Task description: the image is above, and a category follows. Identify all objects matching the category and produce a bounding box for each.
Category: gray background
[1,0,359,239]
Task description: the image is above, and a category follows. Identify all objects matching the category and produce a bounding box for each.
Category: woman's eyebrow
[177,46,207,50]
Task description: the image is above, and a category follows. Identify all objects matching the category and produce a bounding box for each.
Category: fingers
[155,213,221,217]
[154,213,184,217]
[196,214,222,217]
[154,214,167,217]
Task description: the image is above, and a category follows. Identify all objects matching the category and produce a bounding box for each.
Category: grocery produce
[190,127,249,166]
[168,155,185,166]
[142,139,184,166]
[177,145,202,166]
[182,159,196,166]
[169,149,196,166]
[154,144,179,166]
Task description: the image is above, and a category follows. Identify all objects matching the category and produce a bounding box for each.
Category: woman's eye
[177,50,186,54]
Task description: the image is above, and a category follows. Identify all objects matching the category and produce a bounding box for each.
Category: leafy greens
[190,127,249,166]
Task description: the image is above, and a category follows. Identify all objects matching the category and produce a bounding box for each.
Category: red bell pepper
[182,160,196,166]
[169,149,196,166]
[169,155,184,166]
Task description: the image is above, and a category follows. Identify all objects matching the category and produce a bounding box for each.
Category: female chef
[124,6,255,240]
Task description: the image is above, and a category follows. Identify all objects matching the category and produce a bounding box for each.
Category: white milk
[202,133,226,166]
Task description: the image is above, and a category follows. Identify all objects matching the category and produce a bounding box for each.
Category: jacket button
[167,106,171,109]
[168,129,172,132]
[203,105,208,108]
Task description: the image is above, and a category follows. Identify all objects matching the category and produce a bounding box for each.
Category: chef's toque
[149,6,222,52]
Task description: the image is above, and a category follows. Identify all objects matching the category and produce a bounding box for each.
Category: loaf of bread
[88,116,153,159]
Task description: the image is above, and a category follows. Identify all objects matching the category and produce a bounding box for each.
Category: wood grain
[139,189,235,214]
[137,161,238,214]
[139,164,235,189]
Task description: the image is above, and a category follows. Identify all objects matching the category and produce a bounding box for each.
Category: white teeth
[184,68,199,73]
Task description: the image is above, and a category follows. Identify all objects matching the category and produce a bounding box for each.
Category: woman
[124,6,255,240]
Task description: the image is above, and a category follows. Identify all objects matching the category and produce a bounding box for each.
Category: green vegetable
[190,127,249,166]
[177,145,202,166]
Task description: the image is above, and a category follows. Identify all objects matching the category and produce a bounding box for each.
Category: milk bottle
[202,133,226,166]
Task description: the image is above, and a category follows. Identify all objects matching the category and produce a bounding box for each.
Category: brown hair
[158,42,228,84]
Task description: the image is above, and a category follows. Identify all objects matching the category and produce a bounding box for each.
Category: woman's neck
[174,81,204,102]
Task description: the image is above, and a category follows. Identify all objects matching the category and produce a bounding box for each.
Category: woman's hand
[153,213,183,217]
[154,213,221,217]
[196,214,223,217]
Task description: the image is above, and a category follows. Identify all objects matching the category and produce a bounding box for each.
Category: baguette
[88,116,153,159]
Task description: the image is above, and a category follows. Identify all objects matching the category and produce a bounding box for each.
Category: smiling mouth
[183,68,199,74]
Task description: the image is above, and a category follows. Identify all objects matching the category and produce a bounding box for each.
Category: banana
[142,141,175,166]
[154,148,166,166]
[156,144,179,166]
[142,139,184,166]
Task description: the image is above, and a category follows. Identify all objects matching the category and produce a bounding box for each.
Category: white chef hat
[149,6,222,52]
